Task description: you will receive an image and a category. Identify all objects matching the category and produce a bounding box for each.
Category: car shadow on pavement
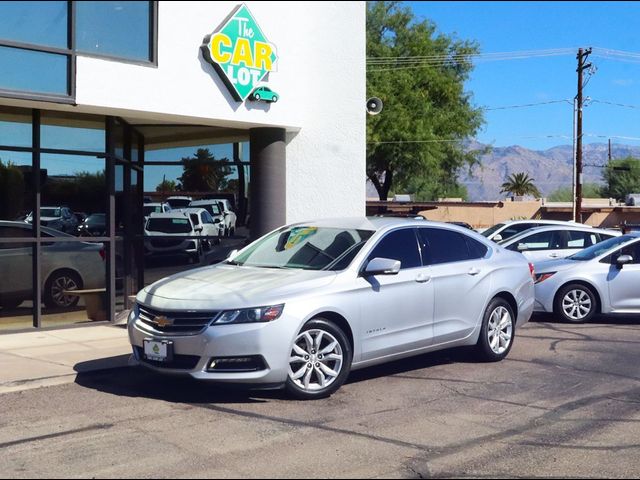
[73,361,284,404]
[346,346,480,385]
[530,312,640,326]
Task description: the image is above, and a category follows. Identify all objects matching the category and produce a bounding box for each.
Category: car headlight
[128,304,139,324]
[213,304,284,324]
[535,272,557,284]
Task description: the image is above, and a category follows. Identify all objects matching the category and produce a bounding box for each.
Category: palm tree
[500,172,541,198]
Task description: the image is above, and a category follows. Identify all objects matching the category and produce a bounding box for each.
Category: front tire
[286,319,352,400]
[44,271,82,308]
[554,283,597,323]
[476,297,515,362]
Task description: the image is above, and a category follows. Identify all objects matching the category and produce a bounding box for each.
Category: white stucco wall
[73,1,366,222]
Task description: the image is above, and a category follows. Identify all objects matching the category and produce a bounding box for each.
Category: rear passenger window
[366,229,421,270]
[566,231,597,249]
[419,228,472,265]
[466,236,489,259]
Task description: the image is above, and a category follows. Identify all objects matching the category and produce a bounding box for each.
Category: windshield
[569,235,631,261]
[146,218,192,234]
[167,199,191,208]
[41,208,61,217]
[481,223,505,238]
[230,226,375,270]
[86,214,105,225]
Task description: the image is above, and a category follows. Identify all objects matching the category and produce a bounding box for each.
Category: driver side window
[612,241,640,264]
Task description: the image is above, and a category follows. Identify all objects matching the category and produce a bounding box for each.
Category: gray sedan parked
[534,233,640,322]
[0,221,105,309]
[129,217,535,399]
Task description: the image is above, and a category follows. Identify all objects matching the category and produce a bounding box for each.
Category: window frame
[0,1,158,104]
[418,227,483,266]
[362,227,423,272]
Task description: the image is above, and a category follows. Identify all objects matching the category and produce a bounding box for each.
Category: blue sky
[407,1,640,150]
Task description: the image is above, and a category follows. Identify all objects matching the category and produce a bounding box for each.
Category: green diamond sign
[201,4,278,102]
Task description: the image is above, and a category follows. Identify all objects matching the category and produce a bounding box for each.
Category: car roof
[174,207,207,214]
[287,216,478,234]
[144,202,169,206]
[502,219,585,226]
[166,196,192,200]
[189,199,221,205]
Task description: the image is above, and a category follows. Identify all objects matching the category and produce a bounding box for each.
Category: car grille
[149,238,184,248]
[137,305,219,335]
[134,346,200,370]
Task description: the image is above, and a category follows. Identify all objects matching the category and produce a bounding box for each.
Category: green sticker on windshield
[285,227,318,250]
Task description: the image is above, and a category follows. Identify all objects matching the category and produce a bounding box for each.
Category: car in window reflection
[77,213,106,237]
[481,219,585,243]
[129,217,535,399]
[499,225,620,262]
[0,221,105,310]
[144,212,203,263]
[25,206,79,234]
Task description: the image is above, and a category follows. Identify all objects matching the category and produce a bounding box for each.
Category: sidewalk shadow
[73,357,281,405]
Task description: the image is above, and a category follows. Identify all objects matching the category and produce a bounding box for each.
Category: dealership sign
[201,4,278,101]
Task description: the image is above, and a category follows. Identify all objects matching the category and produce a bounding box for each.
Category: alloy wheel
[562,289,592,321]
[288,329,344,391]
[487,306,513,355]
[51,275,79,307]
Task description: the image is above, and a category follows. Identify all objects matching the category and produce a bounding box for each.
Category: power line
[591,99,640,110]
[483,99,573,111]
[367,134,572,145]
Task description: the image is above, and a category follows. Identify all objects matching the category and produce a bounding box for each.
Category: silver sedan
[533,233,640,322]
[128,217,535,399]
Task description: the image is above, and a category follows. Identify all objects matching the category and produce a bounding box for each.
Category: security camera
[366,97,383,115]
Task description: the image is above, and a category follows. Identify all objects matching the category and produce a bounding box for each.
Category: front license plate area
[143,339,174,362]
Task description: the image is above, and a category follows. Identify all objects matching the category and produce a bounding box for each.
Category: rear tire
[475,297,515,362]
[554,283,597,323]
[285,319,352,400]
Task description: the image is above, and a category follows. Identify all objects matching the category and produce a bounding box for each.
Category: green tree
[500,172,541,198]
[156,179,177,193]
[367,1,485,200]
[177,148,233,192]
[602,157,640,201]
[548,183,603,202]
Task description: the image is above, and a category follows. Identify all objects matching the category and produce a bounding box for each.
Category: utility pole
[608,138,612,162]
[575,47,592,223]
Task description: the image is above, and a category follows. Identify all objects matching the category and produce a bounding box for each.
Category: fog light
[207,356,267,372]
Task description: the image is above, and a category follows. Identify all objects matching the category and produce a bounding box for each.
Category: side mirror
[493,234,503,242]
[214,218,221,224]
[228,249,239,259]
[224,212,229,216]
[363,257,401,276]
[616,255,634,268]
[194,226,203,232]
[517,243,529,252]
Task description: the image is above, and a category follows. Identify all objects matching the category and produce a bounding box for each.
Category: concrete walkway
[0,325,131,394]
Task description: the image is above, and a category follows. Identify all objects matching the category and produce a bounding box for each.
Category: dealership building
[0,1,365,330]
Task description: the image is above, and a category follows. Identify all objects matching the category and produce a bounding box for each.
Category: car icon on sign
[250,86,279,103]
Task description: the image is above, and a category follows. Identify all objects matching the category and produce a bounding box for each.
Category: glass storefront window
[40,239,108,328]
[0,106,32,148]
[76,1,152,62]
[0,150,34,222]
[145,143,234,163]
[0,46,69,96]
[0,1,68,49]
[0,239,34,330]
[41,154,107,235]
[41,112,105,152]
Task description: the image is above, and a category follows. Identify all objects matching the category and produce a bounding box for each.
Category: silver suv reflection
[129,217,535,399]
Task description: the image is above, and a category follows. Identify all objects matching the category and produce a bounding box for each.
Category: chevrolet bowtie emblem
[154,315,173,328]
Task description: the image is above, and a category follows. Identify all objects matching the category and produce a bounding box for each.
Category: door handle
[468,268,481,276]
[415,274,431,283]
[549,253,560,258]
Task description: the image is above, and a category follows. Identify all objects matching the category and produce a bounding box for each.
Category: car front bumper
[128,307,299,385]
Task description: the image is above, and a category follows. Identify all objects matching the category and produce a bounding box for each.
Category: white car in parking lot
[174,207,222,249]
[499,225,620,262]
[482,219,584,243]
[533,233,640,322]
[129,217,535,399]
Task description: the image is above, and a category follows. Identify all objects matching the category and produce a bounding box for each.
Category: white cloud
[613,79,634,87]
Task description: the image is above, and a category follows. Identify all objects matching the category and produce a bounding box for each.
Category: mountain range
[460,142,640,201]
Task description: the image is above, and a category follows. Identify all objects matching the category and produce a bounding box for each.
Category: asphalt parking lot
[1,315,640,478]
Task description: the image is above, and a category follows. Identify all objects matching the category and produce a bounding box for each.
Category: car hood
[138,264,338,309]
[40,216,61,222]
[534,258,583,274]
